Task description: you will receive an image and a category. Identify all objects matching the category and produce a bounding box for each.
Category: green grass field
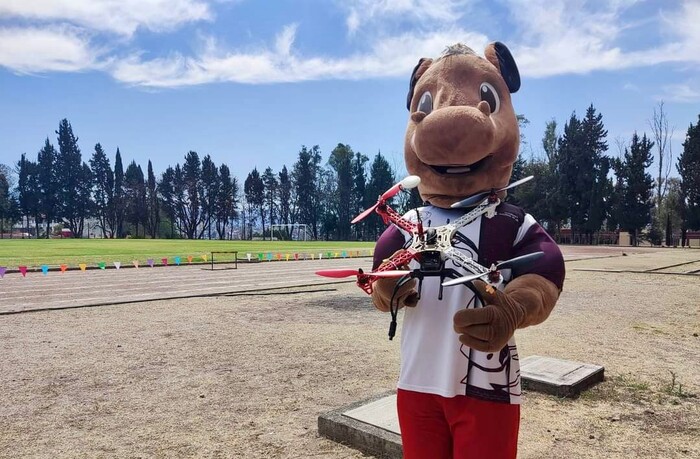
[0,239,375,268]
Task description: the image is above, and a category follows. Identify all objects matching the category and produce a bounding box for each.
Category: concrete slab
[319,357,604,457]
[318,391,402,459]
[344,393,400,435]
[520,355,605,398]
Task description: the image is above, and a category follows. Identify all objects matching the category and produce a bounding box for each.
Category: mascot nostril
[477,100,491,116]
[370,41,565,459]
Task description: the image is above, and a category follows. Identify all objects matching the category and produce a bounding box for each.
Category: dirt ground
[1,249,699,458]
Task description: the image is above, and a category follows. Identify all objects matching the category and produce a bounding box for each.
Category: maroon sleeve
[512,223,565,290]
[372,225,406,270]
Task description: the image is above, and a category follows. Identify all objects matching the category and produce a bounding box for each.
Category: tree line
[1,104,699,245]
[510,103,700,246]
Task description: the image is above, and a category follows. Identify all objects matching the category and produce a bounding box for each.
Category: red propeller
[351,175,421,224]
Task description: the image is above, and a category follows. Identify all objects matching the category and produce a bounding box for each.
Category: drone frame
[317,175,537,295]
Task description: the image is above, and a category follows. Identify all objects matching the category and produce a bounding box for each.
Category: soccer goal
[269,223,313,241]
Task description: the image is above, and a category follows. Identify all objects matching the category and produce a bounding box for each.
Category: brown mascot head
[404,42,521,208]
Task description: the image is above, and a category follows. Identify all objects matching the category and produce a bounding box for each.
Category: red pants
[397,389,520,459]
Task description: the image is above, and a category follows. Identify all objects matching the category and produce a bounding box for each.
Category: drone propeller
[441,251,544,287]
[316,268,412,279]
[351,175,421,224]
[450,175,534,209]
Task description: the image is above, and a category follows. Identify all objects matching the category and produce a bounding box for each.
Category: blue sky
[1,0,698,182]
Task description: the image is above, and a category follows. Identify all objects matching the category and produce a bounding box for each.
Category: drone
[316,174,543,299]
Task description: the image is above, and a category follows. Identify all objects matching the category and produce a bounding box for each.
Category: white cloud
[2,0,699,87]
[341,0,471,34]
[0,0,212,36]
[0,25,100,73]
[657,83,700,104]
[110,26,489,87]
[504,0,700,77]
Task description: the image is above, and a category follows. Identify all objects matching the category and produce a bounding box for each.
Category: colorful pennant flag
[201,254,208,262]
[161,258,168,266]
[258,253,263,261]
[187,255,193,264]
[98,262,106,270]
[341,251,347,258]
[60,264,68,273]
[174,256,181,266]
[0,266,6,278]
[114,261,121,270]
[285,253,290,261]
[276,253,281,261]
[147,258,155,267]
[133,260,140,268]
[267,252,273,261]
[41,265,49,275]
[246,253,252,262]
[79,263,87,271]
[294,253,299,261]
[19,266,28,277]
[318,253,322,259]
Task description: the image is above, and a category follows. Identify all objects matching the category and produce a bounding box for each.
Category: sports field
[0,239,375,268]
[1,246,699,458]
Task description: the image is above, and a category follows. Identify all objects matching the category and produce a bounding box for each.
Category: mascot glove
[371,275,419,312]
[453,274,559,352]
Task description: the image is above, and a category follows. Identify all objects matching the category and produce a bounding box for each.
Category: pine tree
[182,151,203,239]
[351,151,369,240]
[124,161,146,237]
[556,106,610,242]
[146,160,159,238]
[90,143,114,238]
[262,167,278,239]
[37,138,59,237]
[158,166,178,238]
[277,166,292,237]
[292,145,323,239]
[55,119,86,237]
[200,155,218,239]
[113,148,125,237]
[76,162,93,237]
[365,151,395,240]
[542,120,568,235]
[244,168,264,239]
[17,154,43,237]
[328,143,354,240]
[215,164,238,240]
[612,133,654,246]
[678,115,700,243]
[0,170,19,237]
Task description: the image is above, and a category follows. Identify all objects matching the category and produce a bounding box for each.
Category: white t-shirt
[374,203,564,404]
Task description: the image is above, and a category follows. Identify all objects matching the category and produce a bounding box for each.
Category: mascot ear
[406,58,433,110]
[485,42,520,93]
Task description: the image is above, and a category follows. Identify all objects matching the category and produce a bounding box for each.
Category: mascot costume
[370,43,565,459]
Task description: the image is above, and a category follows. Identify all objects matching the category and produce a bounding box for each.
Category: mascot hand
[371,275,418,312]
[453,274,559,352]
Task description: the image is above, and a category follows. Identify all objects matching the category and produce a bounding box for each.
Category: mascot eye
[479,82,500,114]
[417,91,433,114]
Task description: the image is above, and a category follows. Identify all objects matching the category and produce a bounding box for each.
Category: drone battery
[419,250,443,272]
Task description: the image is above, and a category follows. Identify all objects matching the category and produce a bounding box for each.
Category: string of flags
[0,249,374,278]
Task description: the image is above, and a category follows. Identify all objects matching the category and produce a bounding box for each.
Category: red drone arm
[377,204,419,234]
[357,249,416,294]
